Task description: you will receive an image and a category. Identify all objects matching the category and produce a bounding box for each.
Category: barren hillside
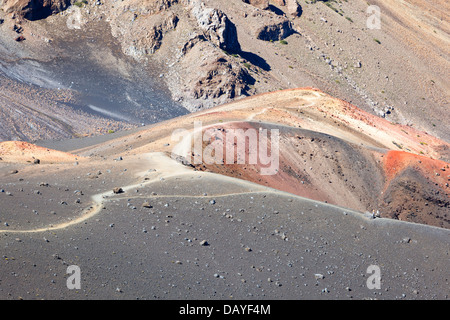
[0,0,449,301]
[0,0,449,141]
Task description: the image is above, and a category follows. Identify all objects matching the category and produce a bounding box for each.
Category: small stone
[200,240,209,246]
[314,273,324,280]
[113,187,124,194]
[142,202,152,208]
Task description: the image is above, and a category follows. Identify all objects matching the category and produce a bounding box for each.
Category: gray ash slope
[0,17,187,142]
[0,155,448,300]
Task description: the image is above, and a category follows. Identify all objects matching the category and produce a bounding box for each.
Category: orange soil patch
[0,141,81,163]
[383,150,449,188]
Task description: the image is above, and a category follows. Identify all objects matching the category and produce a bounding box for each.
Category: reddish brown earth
[171,88,450,229]
[2,87,446,229]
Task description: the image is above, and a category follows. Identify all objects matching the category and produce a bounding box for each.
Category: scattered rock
[402,237,411,244]
[113,187,124,194]
[174,155,194,168]
[142,202,153,208]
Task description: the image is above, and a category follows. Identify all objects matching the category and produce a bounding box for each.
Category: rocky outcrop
[193,56,252,101]
[105,0,248,111]
[269,0,302,17]
[285,0,302,17]
[0,0,71,20]
[131,13,179,55]
[255,19,293,41]
[168,39,254,111]
[191,2,241,53]
[108,5,180,58]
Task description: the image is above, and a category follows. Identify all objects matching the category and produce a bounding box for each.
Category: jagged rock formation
[168,37,254,111]
[284,0,302,17]
[112,11,179,56]
[104,0,249,111]
[191,2,241,53]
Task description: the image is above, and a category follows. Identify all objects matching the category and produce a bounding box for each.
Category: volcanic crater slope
[163,88,450,229]
[0,88,449,300]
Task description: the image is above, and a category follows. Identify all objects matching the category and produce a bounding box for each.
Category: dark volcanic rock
[113,187,124,194]
[256,19,294,41]
[1,0,71,21]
